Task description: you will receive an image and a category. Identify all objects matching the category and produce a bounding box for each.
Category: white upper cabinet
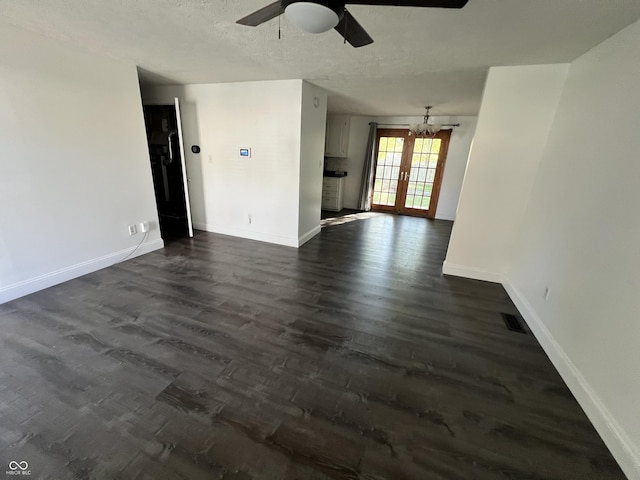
[325,115,350,158]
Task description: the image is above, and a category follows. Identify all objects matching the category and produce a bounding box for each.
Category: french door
[371,128,451,218]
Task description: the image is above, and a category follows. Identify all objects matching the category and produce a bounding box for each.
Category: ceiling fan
[237,0,469,48]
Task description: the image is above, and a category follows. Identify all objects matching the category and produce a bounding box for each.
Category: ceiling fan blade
[237,1,285,27]
[346,0,469,8]
[335,10,374,48]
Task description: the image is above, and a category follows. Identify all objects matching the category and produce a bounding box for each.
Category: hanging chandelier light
[409,106,442,137]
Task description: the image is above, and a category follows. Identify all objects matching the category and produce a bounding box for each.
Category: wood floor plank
[0,213,624,479]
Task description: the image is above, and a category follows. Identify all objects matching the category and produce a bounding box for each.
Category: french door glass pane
[405,136,442,210]
[373,136,404,207]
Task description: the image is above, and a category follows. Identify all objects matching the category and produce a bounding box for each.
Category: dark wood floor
[0,214,624,479]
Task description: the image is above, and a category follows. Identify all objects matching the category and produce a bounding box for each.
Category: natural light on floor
[321,211,382,228]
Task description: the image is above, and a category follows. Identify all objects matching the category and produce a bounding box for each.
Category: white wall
[0,25,162,304]
[431,117,478,221]
[506,20,640,479]
[143,79,325,248]
[298,82,327,245]
[443,65,569,282]
[327,115,477,220]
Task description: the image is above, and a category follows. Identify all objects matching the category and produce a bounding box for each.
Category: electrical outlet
[128,224,137,236]
[139,221,150,233]
[543,287,551,301]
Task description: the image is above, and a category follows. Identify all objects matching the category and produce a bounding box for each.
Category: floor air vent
[501,313,527,334]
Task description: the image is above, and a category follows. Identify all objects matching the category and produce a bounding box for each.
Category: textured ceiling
[2,0,640,116]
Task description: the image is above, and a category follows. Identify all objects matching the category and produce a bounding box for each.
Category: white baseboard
[0,238,164,305]
[298,225,321,247]
[442,260,504,283]
[194,221,320,249]
[503,278,640,480]
[192,222,208,231]
[193,222,299,248]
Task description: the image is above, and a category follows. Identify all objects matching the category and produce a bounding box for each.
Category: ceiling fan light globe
[285,2,340,34]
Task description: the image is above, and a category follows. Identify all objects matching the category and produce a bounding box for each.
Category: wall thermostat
[239,148,251,158]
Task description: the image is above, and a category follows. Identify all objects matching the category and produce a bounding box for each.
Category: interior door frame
[371,128,452,219]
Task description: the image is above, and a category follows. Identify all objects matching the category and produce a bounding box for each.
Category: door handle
[167,130,177,164]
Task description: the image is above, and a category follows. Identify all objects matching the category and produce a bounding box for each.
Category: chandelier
[409,106,442,137]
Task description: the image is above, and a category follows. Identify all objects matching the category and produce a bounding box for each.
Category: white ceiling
[2,0,640,116]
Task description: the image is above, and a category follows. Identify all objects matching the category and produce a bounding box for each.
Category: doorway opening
[143,100,193,240]
[371,128,451,218]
